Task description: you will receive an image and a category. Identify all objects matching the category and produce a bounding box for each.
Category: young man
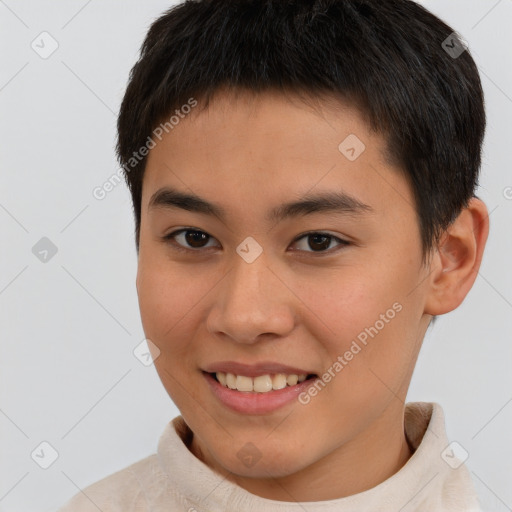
[57,0,489,510]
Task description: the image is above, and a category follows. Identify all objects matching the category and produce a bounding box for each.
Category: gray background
[0,1,511,511]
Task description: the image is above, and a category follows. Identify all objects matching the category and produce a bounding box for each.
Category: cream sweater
[56,402,482,511]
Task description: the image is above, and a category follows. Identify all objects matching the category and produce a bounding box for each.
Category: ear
[424,197,489,316]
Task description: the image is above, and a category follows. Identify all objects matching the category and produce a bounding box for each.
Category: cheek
[307,268,415,383]
[136,259,197,346]
[136,261,206,404]
[303,274,387,353]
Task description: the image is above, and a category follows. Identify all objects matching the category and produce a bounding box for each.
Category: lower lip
[203,371,318,415]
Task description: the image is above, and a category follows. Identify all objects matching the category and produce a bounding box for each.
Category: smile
[213,371,311,392]
[203,371,319,414]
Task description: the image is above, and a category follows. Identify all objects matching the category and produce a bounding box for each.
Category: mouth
[201,361,320,414]
[208,371,318,393]
[202,370,319,414]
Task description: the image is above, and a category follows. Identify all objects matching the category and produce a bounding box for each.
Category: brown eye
[163,228,218,251]
[184,230,210,248]
[162,229,349,255]
[307,234,331,252]
[291,232,350,254]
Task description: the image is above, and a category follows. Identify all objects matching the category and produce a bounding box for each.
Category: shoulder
[56,454,160,512]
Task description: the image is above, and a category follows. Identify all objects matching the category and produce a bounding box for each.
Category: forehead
[141,89,413,224]
[152,88,377,157]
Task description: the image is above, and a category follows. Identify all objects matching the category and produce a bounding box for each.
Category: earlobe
[424,198,489,316]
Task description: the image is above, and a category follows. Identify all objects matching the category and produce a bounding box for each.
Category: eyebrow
[148,186,374,223]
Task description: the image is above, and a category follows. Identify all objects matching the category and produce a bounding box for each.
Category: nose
[206,248,296,344]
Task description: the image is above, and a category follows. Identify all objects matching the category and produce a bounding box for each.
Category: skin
[136,88,489,501]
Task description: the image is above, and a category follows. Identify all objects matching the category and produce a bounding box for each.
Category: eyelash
[161,228,350,256]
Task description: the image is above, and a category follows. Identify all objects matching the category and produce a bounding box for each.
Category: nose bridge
[207,247,295,343]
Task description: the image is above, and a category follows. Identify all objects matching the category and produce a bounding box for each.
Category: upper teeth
[216,372,308,392]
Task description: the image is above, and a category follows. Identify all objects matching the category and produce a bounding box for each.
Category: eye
[290,232,350,254]
[162,228,219,252]
[162,229,350,255]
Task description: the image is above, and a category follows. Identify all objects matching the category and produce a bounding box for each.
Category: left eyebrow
[148,186,375,223]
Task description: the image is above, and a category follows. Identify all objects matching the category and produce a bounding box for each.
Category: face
[136,89,433,496]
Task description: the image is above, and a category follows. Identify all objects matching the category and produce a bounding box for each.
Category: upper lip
[203,361,316,378]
